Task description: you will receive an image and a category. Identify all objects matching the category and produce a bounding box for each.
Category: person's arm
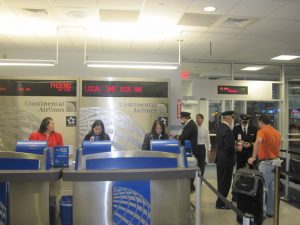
[248,136,262,165]
[205,128,211,151]
[222,129,235,154]
[205,128,211,159]
[83,132,91,141]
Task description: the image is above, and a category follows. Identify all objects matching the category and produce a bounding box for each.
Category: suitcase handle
[246,160,259,170]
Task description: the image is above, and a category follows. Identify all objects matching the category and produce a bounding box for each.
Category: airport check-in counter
[63,150,198,225]
[0,150,61,225]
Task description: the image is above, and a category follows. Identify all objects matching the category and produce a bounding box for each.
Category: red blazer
[29,131,64,147]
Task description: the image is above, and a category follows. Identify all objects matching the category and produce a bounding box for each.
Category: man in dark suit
[215,111,236,209]
[177,111,198,192]
[233,114,257,170]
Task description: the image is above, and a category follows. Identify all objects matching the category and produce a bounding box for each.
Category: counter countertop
[63,167,199,181]
[0,168,62,182]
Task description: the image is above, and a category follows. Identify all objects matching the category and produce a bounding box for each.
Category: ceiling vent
[224,17,253,28]
[21,8,48,17]
[67,11,88,19]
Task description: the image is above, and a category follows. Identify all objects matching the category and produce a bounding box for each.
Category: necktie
[243,126,246,135]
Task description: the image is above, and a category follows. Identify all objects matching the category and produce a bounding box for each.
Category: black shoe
[266,213,273,218]
[216,204,231,210]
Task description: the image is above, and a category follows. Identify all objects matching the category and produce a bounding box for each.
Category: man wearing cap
[177,111,198,192]
[215,111,236,209]
[248,114,281,218]
[233,114,257,170]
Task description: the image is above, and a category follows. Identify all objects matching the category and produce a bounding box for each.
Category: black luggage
[232,167,264,225]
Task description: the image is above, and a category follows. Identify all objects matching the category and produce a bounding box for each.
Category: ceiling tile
[131,41,161,53]
[51,0,97,8]
[4,0,50,7]
[187,0,240,14]
[282,21,300,33]
[55,7,97,22]
[141,10,183,25]
[144,0,193,11]
[102,39,132,53]
[180,30,207,44]
[268,2,300,20]
[228,0,284,17]
[177,13,222,27]
[97,0,143,10]
[99,9,139,22]
[247,18,296,31]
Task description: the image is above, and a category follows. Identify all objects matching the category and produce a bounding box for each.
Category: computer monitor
[82,141,112,155]
[15,140,48,155]
[150,139,180,154]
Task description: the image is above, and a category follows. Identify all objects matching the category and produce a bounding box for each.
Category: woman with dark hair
[29,117,64,147]
[142,119,169,150]
[83,120,110,141]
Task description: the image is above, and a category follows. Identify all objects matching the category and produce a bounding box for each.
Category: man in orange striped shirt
[248,114,281,218]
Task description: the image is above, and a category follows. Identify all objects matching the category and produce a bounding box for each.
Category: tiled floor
[190,165,300,225]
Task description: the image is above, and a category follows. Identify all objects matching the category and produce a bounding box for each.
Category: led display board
[82,80,168,98]
[0,79,77,96]
[217,85,248,95]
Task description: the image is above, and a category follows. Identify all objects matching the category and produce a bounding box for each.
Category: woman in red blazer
[29,117,64,147]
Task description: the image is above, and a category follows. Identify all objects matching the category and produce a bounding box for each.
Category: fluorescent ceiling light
[241,66,265,71]
[271,55,300,61]
[0,59,57,67]
[86,61,179,70]
[204,6,217,12]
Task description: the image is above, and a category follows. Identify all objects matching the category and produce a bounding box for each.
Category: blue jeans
[259,160,275,216]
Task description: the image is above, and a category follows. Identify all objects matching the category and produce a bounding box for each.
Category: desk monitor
[82,141,112,155]
[15,140,47,155]
[150,139,180,154]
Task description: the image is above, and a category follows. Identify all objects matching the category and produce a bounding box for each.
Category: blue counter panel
[151,140,180,154]
[0,158,40,170]
[86,157,177,170]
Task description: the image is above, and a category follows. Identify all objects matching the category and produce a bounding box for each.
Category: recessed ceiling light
[204,6,216,12]
[241,66,265,71]
[271,55,300,61]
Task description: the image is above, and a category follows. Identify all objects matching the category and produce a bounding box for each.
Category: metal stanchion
[243,213,254,225]
[195,171,201,225]
[285,149,290,201]
[273,158,282,225]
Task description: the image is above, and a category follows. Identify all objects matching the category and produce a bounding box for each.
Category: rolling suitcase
[232,167,264,225]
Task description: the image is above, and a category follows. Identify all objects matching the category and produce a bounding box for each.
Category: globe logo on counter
[0,201,6,225]
[113,187,151,225]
